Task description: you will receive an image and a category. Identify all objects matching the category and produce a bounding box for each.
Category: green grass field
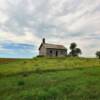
[0,57,100,100]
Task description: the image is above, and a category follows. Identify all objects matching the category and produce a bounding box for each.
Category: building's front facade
[39,38,67,57]
[46,48,67,57]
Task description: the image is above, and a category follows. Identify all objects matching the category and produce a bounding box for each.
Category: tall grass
[0,57,99,76]
[0,57,100,100]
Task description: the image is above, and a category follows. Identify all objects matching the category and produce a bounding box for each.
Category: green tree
[75,48,82,56]
[96,51,100,59]
[69,43,82,57]
[70,42,77,50]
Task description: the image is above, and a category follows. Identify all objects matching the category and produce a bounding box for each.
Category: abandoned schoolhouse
[39,38,67,57]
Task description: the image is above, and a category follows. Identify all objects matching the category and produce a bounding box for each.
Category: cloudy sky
[0,0,100,58]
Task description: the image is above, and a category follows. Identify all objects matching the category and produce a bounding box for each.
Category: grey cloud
[0,0,100,57]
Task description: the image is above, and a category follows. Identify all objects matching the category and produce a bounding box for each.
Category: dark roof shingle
[44,43,67,50]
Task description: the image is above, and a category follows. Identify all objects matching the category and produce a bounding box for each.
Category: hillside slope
[0,57,100,100]
[0,57,99,76]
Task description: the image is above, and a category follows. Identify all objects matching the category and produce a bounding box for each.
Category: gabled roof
[39,43,67,50]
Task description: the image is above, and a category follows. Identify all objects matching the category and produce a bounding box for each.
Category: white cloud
[0,0,100,57]
[0,32,41,45]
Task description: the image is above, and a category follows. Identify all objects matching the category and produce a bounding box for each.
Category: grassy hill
[0,57,100,100]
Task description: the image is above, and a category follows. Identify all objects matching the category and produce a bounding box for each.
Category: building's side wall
[39,45,46,56]
[47,48,67,57]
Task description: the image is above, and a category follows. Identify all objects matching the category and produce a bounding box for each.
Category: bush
[18,80,25,86]
[23,61,27,64]
[37,55,44,57]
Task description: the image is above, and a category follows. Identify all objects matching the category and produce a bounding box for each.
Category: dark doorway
[50,50,52,56]
[56,51,58,56]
